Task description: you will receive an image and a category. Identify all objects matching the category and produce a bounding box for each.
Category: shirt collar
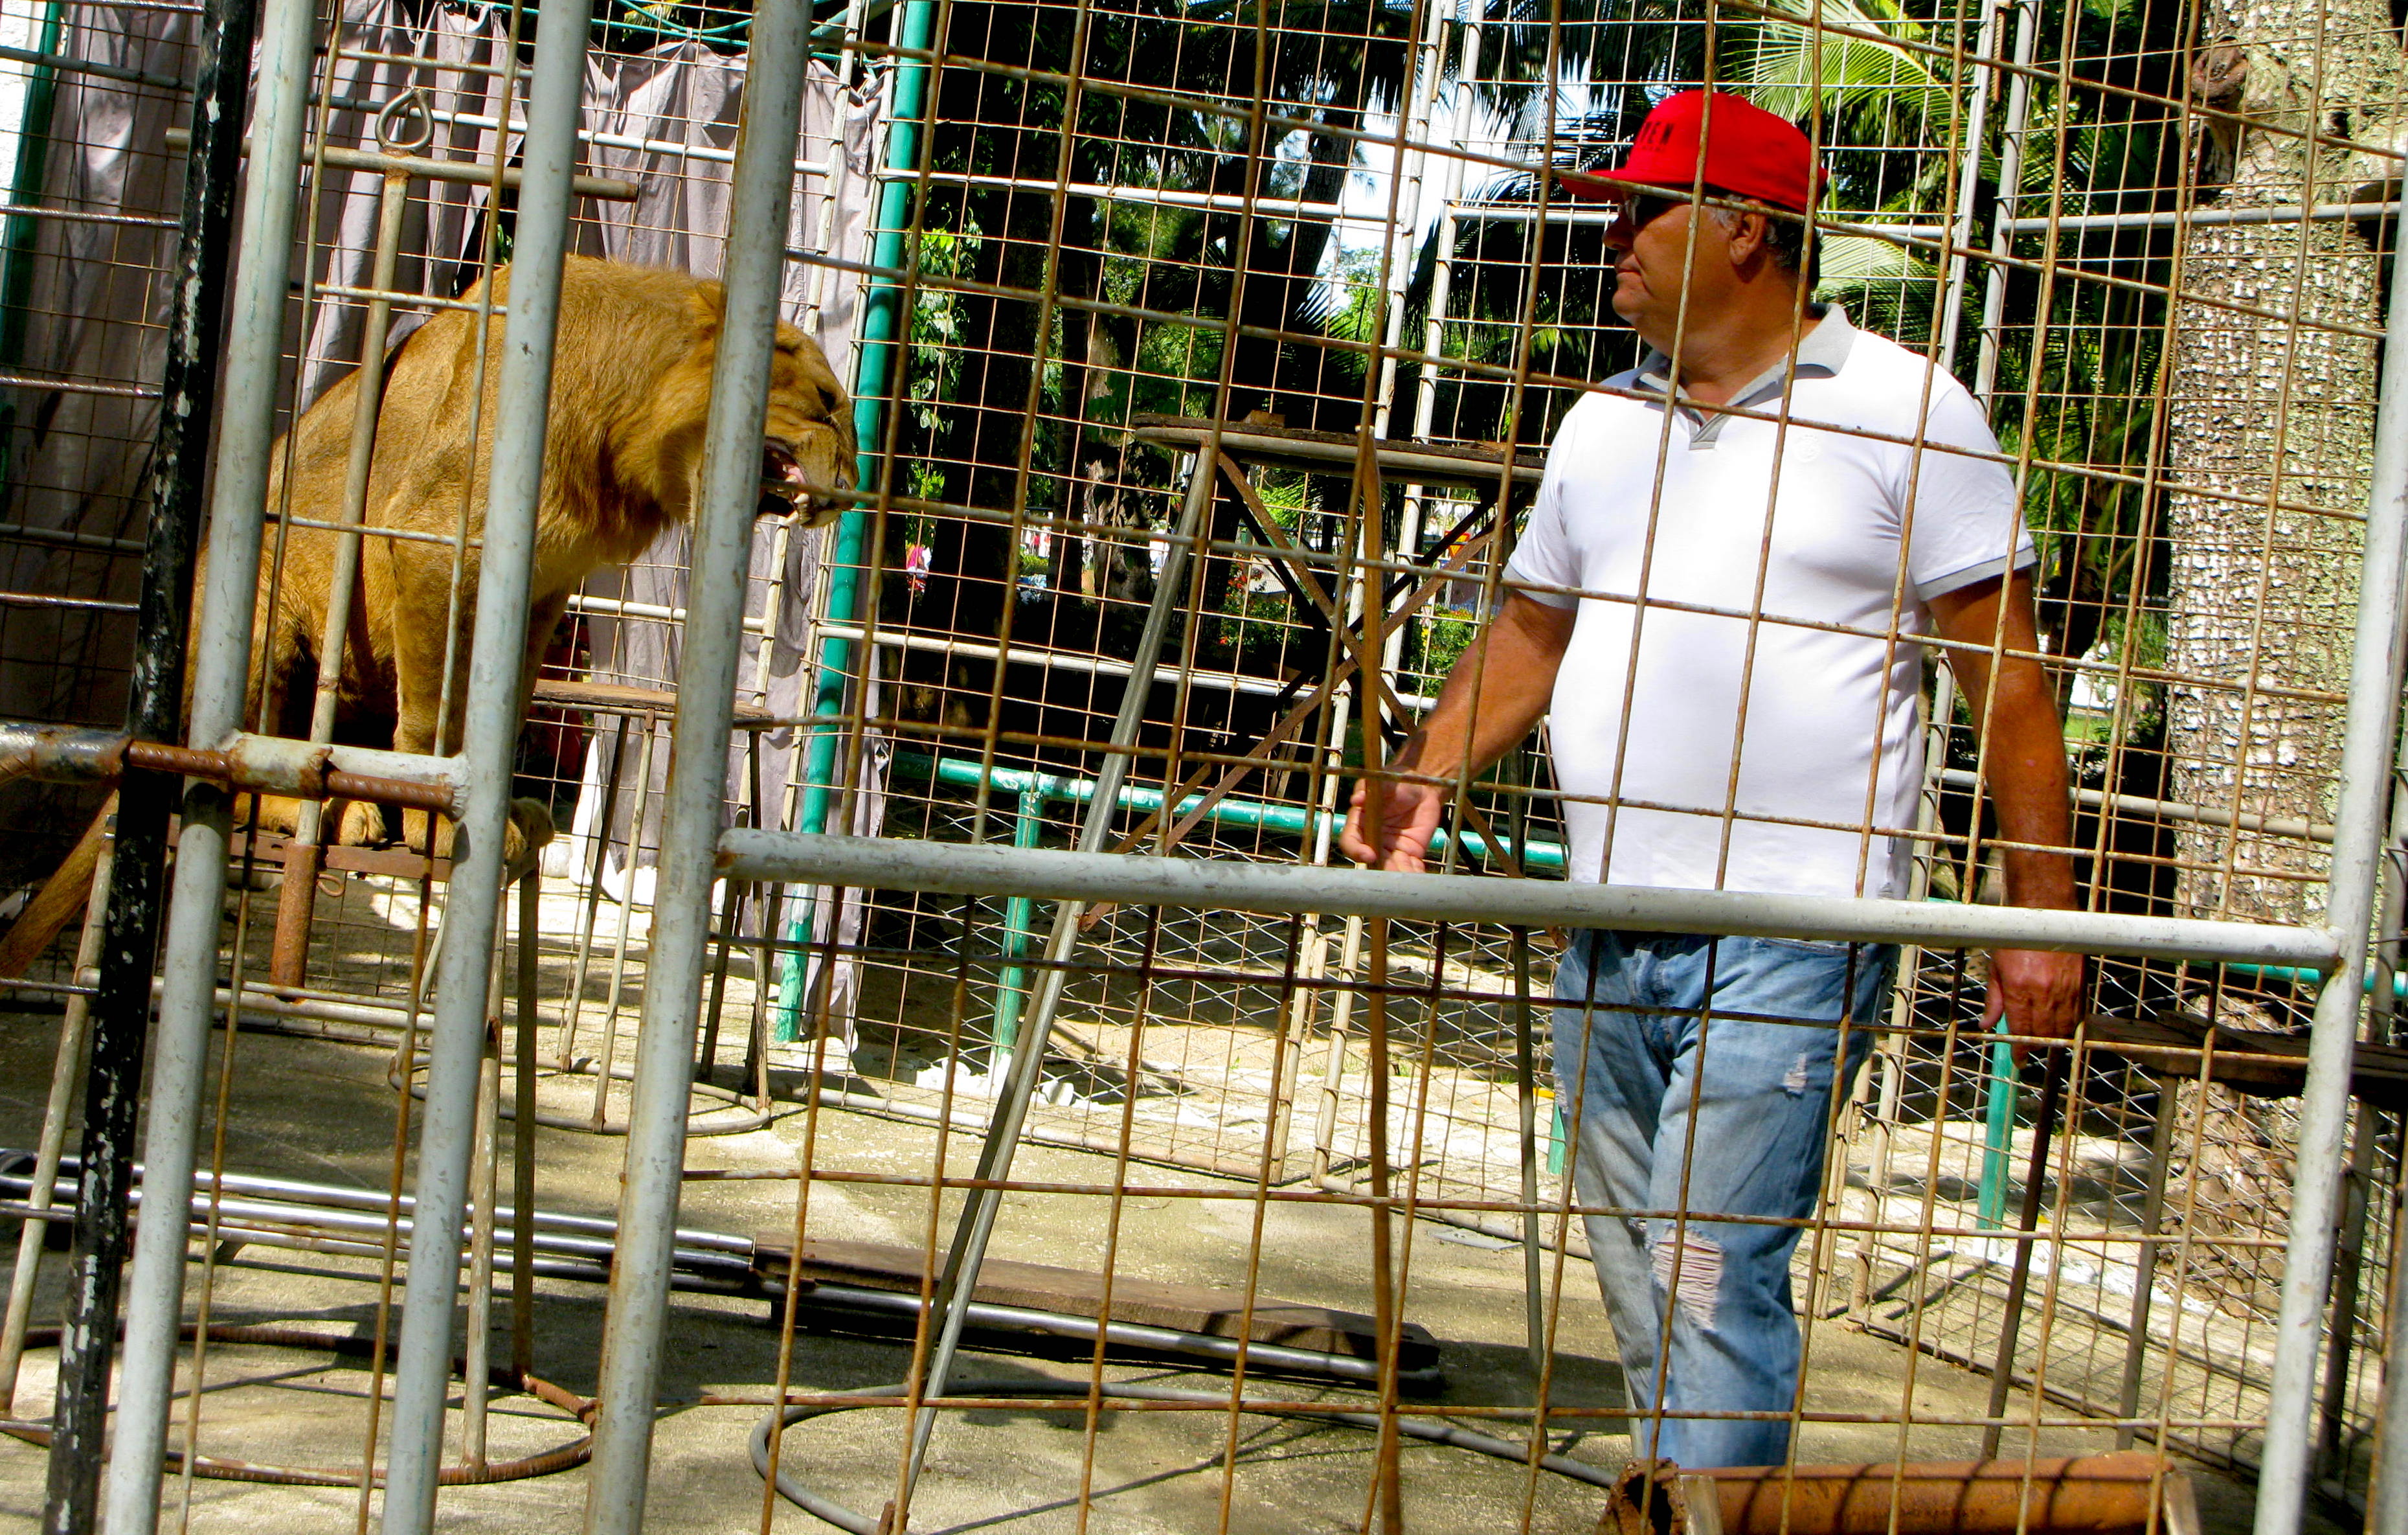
[1633,301,1855,411]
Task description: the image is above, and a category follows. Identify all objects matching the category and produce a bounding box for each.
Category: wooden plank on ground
[754,1235,1438,1369]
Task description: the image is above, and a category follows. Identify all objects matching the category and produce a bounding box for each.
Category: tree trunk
[2158,0,2402,1313]
[2161,0,2402,927]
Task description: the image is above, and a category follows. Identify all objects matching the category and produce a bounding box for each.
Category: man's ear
[1726,207,1792,280]
[1728,207,1773,268]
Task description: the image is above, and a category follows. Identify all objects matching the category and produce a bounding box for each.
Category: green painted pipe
[989,781,1045,1055]
[1964,957,2393,1226]
[800,0,935,836]
[891,750,1567,873]
[1976,1027,2014,1230]
[2216,961,2404,996]
[776,0,938,1042]
[1971,956,2394,1199]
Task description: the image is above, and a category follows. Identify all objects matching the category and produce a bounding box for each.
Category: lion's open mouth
[759,442,809,518]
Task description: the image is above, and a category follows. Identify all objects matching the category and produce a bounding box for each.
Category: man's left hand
[1986,948,2085,1062]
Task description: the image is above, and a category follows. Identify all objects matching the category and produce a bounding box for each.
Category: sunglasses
[1616,191,1691,231]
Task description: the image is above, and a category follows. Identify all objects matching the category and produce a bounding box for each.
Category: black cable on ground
[747,1376,1618,1534]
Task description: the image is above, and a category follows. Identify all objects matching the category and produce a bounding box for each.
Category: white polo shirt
[1502,306,2033,900]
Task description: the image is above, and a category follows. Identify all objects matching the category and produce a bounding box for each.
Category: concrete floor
[0,1002,2335,1533]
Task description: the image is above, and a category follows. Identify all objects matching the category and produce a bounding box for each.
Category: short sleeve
[1501,412,1584,608]
[1900,380,2036,601]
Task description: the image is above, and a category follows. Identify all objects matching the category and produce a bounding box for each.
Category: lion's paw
[335,799,389,847]
[504,797,557,870]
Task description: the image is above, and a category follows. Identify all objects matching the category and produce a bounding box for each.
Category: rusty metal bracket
[0,722,458,814]
[1599,1453,2185,1535]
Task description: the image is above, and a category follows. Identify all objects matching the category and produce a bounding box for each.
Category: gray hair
[1706,199,1815,284]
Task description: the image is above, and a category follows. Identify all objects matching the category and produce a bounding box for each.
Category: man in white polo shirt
[1338,90,2082,1469]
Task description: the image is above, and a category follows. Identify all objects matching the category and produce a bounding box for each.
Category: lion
[0,258,855,975]
[232,255,856,855]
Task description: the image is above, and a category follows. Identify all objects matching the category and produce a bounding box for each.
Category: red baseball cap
[1560,90,1818,213]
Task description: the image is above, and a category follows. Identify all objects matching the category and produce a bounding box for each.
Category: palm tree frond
[1814,232,1930,292]
[1727,0,1952,137]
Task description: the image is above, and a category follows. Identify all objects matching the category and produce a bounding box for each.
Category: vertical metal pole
[698,733,763,1080]
[578,0,810,1522]
[1408,7,1477,453]
[379,0,594,1523]
[1933,0,2005,365]
[271,166,414,988]
[2253,182,2408,1535]
[460,946,505,1466]
[512,869,538,1380]
[1366,0,1445,448]
[588,722,658,1128]
[67,0,269,1517]
[2361,780,2408,1514]
[2371,1113,2408,1528]
[697,867,748,1078]
[1510,924,1546,1378]
[1979,1048,2069,1459]
[557,712,631,1068]
[2325,782,2406,1477]
[2113,1071,2178,1451]
[1970,0,2037,402]
[2318,1103,2380,1475]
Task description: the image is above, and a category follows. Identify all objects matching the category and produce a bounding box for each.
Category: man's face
[1604,188,1709,343]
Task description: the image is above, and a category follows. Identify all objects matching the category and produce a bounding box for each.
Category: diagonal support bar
[890,454,1219,1524]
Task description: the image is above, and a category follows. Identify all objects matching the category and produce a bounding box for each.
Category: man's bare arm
[1926,571,2085,1047]
[1337,592,1575,872]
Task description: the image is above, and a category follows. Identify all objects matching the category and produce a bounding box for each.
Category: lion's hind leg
[0,797,112,979]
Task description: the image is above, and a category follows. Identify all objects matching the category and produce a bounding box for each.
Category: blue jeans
[1551,930,1890,1470]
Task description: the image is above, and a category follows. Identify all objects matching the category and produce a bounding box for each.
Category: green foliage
[906,224,980,506]
[1730,0,1955,133]
[1814,231,1935,339]
[1413,613,1479,685]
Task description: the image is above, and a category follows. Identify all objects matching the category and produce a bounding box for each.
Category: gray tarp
[295,0,517,405]
[559,42,884,1043]
[0,2,189,735]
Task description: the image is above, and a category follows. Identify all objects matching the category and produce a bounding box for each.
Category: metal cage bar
[578,0,813,1519]
[377,0,594,1524]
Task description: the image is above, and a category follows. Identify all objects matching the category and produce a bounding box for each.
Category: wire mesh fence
[0,0,2396,1526]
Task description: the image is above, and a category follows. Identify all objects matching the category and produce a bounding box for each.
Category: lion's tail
[0,795,113,980]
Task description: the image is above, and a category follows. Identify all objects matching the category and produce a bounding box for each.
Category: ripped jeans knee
[1648,1229,1724,1330]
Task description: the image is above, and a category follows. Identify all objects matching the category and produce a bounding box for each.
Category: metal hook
[374,87,435,157]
